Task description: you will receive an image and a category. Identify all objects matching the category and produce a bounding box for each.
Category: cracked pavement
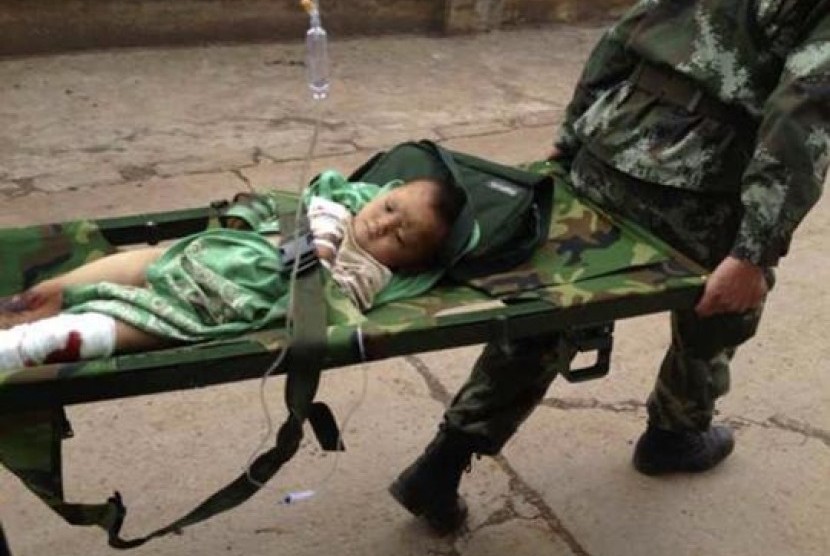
[1,24,829,556]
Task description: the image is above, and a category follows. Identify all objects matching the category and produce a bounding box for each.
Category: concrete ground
[1,24,829,556]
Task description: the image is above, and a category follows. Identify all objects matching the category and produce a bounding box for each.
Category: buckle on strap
[685,89,703,113]
[278,229,319,276]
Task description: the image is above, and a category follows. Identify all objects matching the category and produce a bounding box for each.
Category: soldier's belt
[630,61,756,131]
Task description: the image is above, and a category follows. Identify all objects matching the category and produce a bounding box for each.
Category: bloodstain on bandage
[43,331,84,364]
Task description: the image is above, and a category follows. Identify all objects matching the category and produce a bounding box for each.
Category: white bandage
[0,313,117,370]
[0,327,26,370]
[307,195,350,241]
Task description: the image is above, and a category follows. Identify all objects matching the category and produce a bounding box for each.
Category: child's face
[352,179,450,270]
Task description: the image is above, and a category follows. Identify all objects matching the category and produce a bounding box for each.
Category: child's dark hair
[412,176,465,271]
[424,177,465,230]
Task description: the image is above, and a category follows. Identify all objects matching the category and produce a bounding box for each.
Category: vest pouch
[576,79,756,194]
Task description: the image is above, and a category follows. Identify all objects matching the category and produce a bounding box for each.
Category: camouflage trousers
[443,149,774,454]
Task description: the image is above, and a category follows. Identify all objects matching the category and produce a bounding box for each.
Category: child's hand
[222,191,274,230]
[314,244,336,263]
[224,216,252,230]
[313,232,340,264]
[0,285,63,328]
[0,294,29,313]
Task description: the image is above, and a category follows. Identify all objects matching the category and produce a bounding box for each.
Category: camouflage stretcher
[0,161,707,548]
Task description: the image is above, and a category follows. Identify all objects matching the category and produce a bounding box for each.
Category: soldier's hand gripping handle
[695,256,768,317]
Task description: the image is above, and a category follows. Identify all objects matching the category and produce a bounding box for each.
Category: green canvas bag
[348,140,554,283]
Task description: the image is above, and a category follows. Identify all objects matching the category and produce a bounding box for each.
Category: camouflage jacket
[556,0,830,266]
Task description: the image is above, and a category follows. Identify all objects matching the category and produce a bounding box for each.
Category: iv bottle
[305,12,330,100]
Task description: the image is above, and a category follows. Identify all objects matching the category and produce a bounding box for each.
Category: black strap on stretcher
[104,212,342,549]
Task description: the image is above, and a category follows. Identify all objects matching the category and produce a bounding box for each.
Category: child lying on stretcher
[0,171,466,370]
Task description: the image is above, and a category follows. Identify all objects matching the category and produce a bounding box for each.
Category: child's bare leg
[38,247,167,290]
[114,320,176,353]
[0,247,166,329]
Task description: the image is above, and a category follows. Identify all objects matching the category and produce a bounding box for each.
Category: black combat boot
[388,428,475,535]
[633,424,735,476]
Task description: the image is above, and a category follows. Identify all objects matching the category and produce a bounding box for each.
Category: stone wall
[446,0,632,32]
[0,0,631,56]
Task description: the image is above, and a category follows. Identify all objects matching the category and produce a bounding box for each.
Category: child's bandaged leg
[0,327,26,370]
[0,313,117,370]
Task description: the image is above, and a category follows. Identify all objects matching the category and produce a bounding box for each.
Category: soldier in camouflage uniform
[390,0,830,534]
